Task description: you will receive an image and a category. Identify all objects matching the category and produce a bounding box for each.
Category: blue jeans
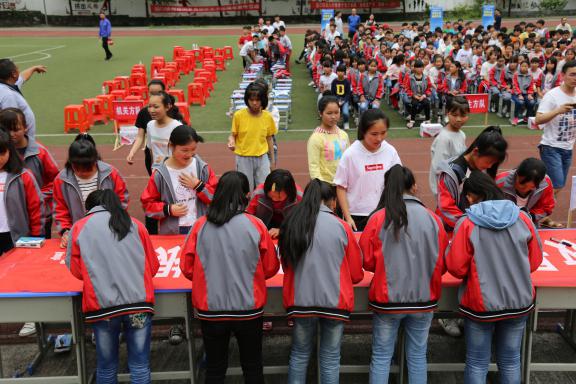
[359,99,381,115]
[511,93,536,118]
[288,317,344,384]
[539,144,573,189]
[179,226,191,235]
[370,312,433,384]
[340,101,350,123]
[464,316,528,384]
[92,313,152,384]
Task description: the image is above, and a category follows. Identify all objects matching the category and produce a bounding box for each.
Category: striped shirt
[75,173,98,204]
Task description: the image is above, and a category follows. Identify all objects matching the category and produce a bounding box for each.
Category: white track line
[9,45,66,64]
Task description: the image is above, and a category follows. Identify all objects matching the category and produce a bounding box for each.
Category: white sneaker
[19,322,36,337]
[406,120,415,129]
[344,122,350,130]
[307,81,314,86]
[438,318,462,337]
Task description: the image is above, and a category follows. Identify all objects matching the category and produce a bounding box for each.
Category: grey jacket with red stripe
[281,205,364,320]
[360,196,448,313]
[446,200,543,321]
[4,169,45,243]
[180,213,280,320]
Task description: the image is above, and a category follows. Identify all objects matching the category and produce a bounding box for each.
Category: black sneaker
[168,325,185,345]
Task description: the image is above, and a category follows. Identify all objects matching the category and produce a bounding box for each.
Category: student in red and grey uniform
[141,125,217,235]
[403,59,432,129]
[66,189,159,384]
[511,60,536,126]
[360,165,448,383]
[246,169,303,239]
[0,129,44,254]
[436,126,508,231]
[180,171,279,383]
[0,108,58,238]
[446,171,543,384]
[54,134,129,249]
[358,59,384,114]
[335,109,401,232]
[496,158,555,226]
[278,179,363,383]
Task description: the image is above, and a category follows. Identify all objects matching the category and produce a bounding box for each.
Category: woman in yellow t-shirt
[228,83,277,191]
[307,95,350,184]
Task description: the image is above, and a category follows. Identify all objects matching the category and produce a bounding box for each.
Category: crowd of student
[0,17,574,383]
[299,13,576,129]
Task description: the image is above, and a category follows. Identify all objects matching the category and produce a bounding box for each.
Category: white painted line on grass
[9,45,66,64]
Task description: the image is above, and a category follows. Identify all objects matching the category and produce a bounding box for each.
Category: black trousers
[200,317,264,384]
[102,37,112,59]
[408,98,431,121]
[351,215,369,232]
[0,232,13,255]
[143,147,158,235]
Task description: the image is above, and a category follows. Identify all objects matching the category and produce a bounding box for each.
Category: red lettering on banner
[365,164,384,172]
[112,100,145,125]
[150,3,260,13]
[461,93,489,114]
[310,1,401,10]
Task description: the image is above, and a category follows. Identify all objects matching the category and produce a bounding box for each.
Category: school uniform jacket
[3,169,45,243]
[435,70,447,93]
[180,213,280,321]
[512,72,535,95]
[442,75,467,94]
[53,161,129,233]
[359,72,384,100]
[403,73,432,98]
[360,196,448,313]
[496,169,555,223]
[140,156,217,234]
[375,53,388,73]
[446,201,543,321]
[489,65,506,88]
[66,206,159,322]
[245,183,303,228]
[435,158,468,230]
[22,138,59,198]
[282,206,363,320]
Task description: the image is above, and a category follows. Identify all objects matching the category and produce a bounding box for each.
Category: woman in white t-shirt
[334,109,401,231]
[145,91,182,167]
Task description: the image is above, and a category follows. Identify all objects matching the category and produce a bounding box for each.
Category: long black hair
[463,126,508,178]
[463,171,505,202]
[279,179,336,268]
[0,129,23,173]
[85,189,132,241]
[263,169,297,203]
[207,171,249,226]
[65,133,101,171]
[149,91,185,123]
[374,164,416,240]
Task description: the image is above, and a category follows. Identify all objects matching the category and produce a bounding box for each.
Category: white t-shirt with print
[146,119,182,167]
[0,172,8,232]
[538,86,576,150]
[167,159,198,228]
[334,140,402,216]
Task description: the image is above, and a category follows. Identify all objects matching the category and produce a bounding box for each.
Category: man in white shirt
[239,34,259,68]
[535,60,576,227]
[556,17,572,34]
[272,15,285,31]
[324,23,341,48]
[0,59,46,139]
[455,39,473,68]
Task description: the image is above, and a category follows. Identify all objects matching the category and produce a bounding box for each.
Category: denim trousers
[288,317,345,384]
[464,316,528,384]
[92,313,152,384]
[369,312,434,384]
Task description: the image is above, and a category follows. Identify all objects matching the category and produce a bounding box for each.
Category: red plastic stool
[114,76,130,90]
[175,102,190,124]
[214,55,226,71]
[194,76,212,97]
[151,61,165,77]
[159,68,177,88]
[64,105,89,133]
[215,48,225,58]
[152,56,165,65]
[129,86,149,100]
[83,98,108,126]
[201,46,214,60]
[167,89,186,104]
[96,94,115,120]
[190,48,203,62]
[102,80,118,94]
[173,46,184,61]
[223,46,234,60]
[187,83,206,107]
[175,57,189,74]
[203,65,217,82]
[125,95,144,101]
[129,72,147,87]
[132,64,146,74]
[183,54,196,70]
[110,89,128,100]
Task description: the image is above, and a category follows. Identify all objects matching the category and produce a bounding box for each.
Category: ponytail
[374,165,416,240]
[463,126,508,178]
[279,179,336,268]
[65,133,101,171]
[85,190,132,241]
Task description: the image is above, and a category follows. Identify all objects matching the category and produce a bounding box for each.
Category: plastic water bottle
[101,85,106,95]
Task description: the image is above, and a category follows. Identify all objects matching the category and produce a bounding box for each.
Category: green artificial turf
[3,33,541,147]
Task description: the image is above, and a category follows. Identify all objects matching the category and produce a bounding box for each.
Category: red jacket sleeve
[53,175,73,232]
[38,144,60,196]
[425,77,432,96]
[403,74,413,97]
[140,171,168,220]
[179,217,205,281]
[66,221,84,280]
[445,219,474,279]
[375,74,384,99]
[110,168,129,209]
[512,73,521,95]
[22,170,45,237]
[520,213,544,272]
[342,220,364,283]
[246,194,259,215]
[257,220,280,279]
[459,78,468,94]
[357,73,365,96]
[137,221,160,277]
[436,174,464,230]
[530,176,555,222]
[434,212,449,275]
[526,77,535,95]
[489,67,497,87]
[197,165,218,205]
[359,210,384,273]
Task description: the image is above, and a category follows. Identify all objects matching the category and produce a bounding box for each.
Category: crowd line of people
[0,13,576,384]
